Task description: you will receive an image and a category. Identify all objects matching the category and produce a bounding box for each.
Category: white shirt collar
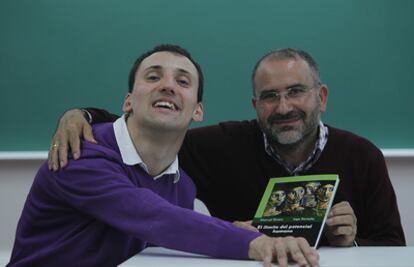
[113,114,180,183]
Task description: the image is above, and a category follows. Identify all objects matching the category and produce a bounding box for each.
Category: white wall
[0,159,40,251]
[0,154,413,251]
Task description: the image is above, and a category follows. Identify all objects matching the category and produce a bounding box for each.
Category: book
[252,174,339,247]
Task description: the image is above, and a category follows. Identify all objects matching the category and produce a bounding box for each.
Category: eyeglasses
[255,85,317,104]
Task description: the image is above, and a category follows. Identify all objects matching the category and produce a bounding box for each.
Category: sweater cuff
[81,109,93,124]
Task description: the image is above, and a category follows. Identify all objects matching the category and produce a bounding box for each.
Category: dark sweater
[87,108,406,246]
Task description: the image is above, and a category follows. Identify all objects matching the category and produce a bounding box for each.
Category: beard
[258,105,320,147]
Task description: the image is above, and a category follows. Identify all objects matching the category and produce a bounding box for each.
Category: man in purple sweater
[49,48,405,247]
[8,45,319,267]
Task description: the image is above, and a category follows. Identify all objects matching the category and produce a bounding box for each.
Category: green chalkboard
[1,0,413,150]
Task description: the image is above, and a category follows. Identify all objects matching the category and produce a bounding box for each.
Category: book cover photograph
[252,174,339,247]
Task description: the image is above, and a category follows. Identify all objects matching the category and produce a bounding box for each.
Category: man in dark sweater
[48,48,405,247]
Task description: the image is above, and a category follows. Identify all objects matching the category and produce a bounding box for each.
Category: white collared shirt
[113,114,180,183]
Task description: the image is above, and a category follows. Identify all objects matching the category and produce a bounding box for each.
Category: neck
[126,118,185,176]
[270,127,319,168]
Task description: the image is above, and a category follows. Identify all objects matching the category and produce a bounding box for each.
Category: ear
[122,93,132,113]
[192,102,204,122]
[252,97,257,110]
[318,84,328,112]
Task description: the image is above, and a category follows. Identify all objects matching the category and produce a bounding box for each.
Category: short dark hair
[251,48,321,94]
[128,44,204,102]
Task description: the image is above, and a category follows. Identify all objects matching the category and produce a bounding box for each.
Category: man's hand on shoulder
[325,201,357,246]
[248,235,319,267]
[48,109,97,171]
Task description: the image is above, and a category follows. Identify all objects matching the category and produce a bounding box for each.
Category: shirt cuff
[81,109,93,124]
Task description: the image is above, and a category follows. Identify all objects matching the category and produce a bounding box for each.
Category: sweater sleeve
[84,107,119,123]
[48,154,261,259]
[354,145,406,246]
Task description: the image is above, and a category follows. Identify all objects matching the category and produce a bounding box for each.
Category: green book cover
[252,174,339,247]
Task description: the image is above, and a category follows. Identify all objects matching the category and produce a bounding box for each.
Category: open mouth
[152,100,179,111]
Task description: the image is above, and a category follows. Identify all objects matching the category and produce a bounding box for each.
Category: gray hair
[251,48,321,94]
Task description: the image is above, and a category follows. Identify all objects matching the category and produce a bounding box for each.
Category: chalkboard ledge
[1,149,414,160]
[0,151,47,160]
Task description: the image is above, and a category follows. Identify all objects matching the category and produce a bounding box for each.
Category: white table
[119,246,414,267]
[0,251,11,266]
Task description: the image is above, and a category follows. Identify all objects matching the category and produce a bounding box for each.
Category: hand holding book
[252,174,340,247]
[324,201,357,246]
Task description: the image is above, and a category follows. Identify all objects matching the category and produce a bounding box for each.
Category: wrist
[80,109,92,124]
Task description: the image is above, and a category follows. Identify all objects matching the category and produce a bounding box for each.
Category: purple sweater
[7,123,260,267]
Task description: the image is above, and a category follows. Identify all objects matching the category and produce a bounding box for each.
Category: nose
[159,76,176,95]
[274,95,293,114]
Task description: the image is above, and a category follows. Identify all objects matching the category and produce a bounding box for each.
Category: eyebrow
[286,83,306,89]
[260,83,307,93]
[144,65,191,75]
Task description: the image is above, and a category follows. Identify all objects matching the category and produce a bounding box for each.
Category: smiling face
[123,51,203,132]
[252,58,328,147]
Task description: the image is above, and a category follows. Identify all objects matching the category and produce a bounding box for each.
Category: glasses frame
[254,84,320,104]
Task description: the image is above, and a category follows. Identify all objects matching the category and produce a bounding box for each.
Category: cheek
[308,96,322,111]
[181,90,198,103]
[256,105,272,118]
[296,102,316,117]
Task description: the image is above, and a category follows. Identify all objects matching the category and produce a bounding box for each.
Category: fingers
[296,237,319,267]
[261,245,273,267]
[329,201,353,216]
[47,109,95,171]
[274,236,318,267]
[69,116,97,161]
[48,138,60,171]
[249,235,319,267]
[287,238,307,267]
[325,201,357,246]
[326,213,354,228]
[68,130,81,160]
[274,238,289,267]
[54,130,71,169]
[327,224,354,236]
[326,201,356,227]
[48,131,70,171]
[83,123,97,144]
[58,142,69,168]
[249,235,274,267]
[276,236,311,267]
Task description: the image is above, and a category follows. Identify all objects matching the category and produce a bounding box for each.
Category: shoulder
[91,122,116,146]
[181,119,263,157]
[178,168,197,192]
[326,125,384,159]
[185,119,260,141]
[52,122,125,173]
[81,122,121,159]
